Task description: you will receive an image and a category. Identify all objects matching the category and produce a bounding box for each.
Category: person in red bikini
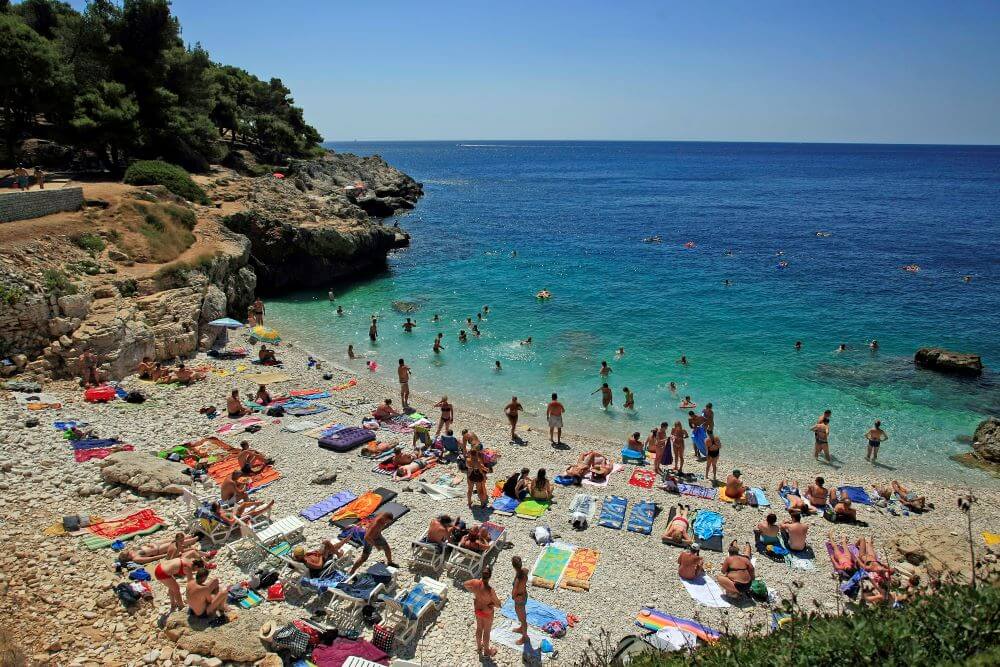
[153,555,204,611]
[661,504,693,544]
[464,565,501,657]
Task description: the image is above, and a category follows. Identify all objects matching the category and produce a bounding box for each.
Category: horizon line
[321,138,1000,148]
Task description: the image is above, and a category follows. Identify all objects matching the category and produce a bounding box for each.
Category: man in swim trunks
[186,567,234,622]
[464,566,502,657]
[677,543,705,580]
[372,398,399,420]
[237,440,271,475]
[369,317,378,342]
[811,417,831,462]
[402,318,416,333]
[546,393,565,444]
[702,403,715,433]
[220,470,251,504]
[865,419,887,463]
[226,389,250,418]
[251,298,265,325]
[397,358,411,406]
[623,386,635,410]
[834,491,856,522]
[504,396,523,441]
[349,511,397,574]
[593,383,613,409]
[716,541,755,599]
[426,515,457,550]
[662,504,693,544]
[393,452,438,480]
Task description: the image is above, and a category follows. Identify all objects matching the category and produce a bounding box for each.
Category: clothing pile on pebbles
[1,337,997,666]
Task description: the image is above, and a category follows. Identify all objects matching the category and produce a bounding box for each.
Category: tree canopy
[1,0,323,170]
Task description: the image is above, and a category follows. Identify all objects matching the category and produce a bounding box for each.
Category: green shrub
[0,283,25,305]
[607,584,1000,667]
[71,233,106,255]
[115,279,139,297]
[42,269,77,296]
[123,160,210,204]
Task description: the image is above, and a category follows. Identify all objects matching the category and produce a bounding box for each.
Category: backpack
[125,391,146,404]
[749,579,769,601]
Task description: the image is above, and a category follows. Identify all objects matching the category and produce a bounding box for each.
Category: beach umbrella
[251,326,281,343]
[208,317,243,329]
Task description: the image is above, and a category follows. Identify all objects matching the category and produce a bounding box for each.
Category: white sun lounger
[445,521,505,579]
[380,576,448,647]
[409,533,450,571]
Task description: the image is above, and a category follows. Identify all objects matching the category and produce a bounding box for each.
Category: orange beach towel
[207,454,281,489]
[86,509,165,540]
[330,491,381,522]
[561,548,600,592]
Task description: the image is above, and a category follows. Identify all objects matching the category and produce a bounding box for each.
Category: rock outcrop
[914,347,983,376]
[223,151,421,293]
[164,608,296,663]
[98,451,191,495]
[972,417,1000,464]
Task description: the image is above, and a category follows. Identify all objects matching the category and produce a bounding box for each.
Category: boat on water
[642,235,662,244]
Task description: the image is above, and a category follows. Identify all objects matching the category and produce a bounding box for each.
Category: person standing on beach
[592,382,613,409]
[465,443,489,508]
[865,420,888,462]
[397,359,411,406]
[546,393,565,445]
[671,421,688,474]
[33,166,45,189]
[369,317,378,342]
[511,556,529,645]
[702,402,715,434]
[434,396,454,436]
[465,565,501,657]
[504,396,523,441]
[811,417,831,463]
[251,298,265,325]
[705,434,721,481]
[78,349,101,387]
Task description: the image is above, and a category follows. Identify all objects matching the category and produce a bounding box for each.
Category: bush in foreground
[123,161,209,204]
[589,584,1000,667]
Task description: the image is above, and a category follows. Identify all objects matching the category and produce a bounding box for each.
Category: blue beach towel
[554,475,576,486]
[750,488,770,507]
[72,438,121,450]
[626,500,656,535]
[492,495,520,514]
[838,486,873,505]
[691,426,708,457]
[301,571,348,592]
[299,391,332,400]
[621,447,645,463]
[400,583,442,620]
[598,495,628,530]
[693,510,724,541]
[500,597,568,629]
[300,490,358,521]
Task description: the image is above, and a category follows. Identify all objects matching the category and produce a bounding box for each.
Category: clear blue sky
[70,0,1000,143]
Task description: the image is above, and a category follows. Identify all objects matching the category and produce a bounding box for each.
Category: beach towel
[749,488,770,507]
[331,488,396,528]
[492,495,520,514]
[374,501,410,523]
[399,582,443,620]
[678,483,716,500]
[621,447,645,464]
[216,416,265,435]
[598,495,628,529]
[635,608,721,643]
[515,499,551,519]
[245,371,292,385]
[289,388,324,397]
[281,419,321,433]
[681,576,731,608]
[80,509,165,549]
[648,627,699,652]
[825,541,860,577]
[567,493,599,522]
[330,379,358,391]
[691,426,708,457]
[74,444,133,462]
[628,469,656,490]
[311,638,388,667]
[72,438,121,450]
[582,463,624,487]
[207,454,281,490]
[490,619,550,661]
[501,597,569,629]
[301,571,349,593]
[530,543,575,589]
[286,404,330,417]
[627,500,657,535]
[692,510,724,541]
[983,531,1000,546]
[560,547,599,591]
[661,507,693,546]
[838,485,874,505]
[415,479,464,501]
[300,491,358,521]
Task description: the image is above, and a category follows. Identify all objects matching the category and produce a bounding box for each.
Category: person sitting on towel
[716,540,755,598]
[439,429,462,459]
[502,468,531,500]
[625,432,644,453]
[237,440,272,475]
[258,344,278,364]
[372,398,399,420]
[528,469,553,501]
[806,477,830,508]
[756,513,781,546]
[226,389,251,418]
[834,490,857,521]
[677,543,705,580]
[780,510,810,551]
[460,525,491,553]
[137,357,155,379]
[725,469,747,502]
[662,504,694,544]
[292,538,350,576]
[254,384,272,405]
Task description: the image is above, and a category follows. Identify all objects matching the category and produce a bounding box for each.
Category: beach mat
[560,547,599,592]
[628,469,656,490]
[331,487,396,528]
[207,454,281,490]
[530,543,575,589]
[567,493,599,522]
[492,495,520,515]
[678,483,716,500]
[838,485,874,505]
[515,499,551,519]
[300,491,358,522]
[582,463,624,487]
[681,576,731,608]
[80,509,166,549]
[490,619,551,661]
[749,487,770,507]
[598,495,628,530]
[635,608,721,643]
[501,597,568,629]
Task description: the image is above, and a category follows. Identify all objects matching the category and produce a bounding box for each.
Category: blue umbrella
[208,318,243,329]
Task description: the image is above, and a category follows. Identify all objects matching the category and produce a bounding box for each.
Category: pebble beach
[2,330,998,667]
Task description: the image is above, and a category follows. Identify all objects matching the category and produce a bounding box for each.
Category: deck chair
[224,514,303,561]
[380,577,448,647]
[326,564,399,618]
[409,533,450,571]
[445,521,506,579]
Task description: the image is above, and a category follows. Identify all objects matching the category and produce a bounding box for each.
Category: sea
[266,141,1000,481]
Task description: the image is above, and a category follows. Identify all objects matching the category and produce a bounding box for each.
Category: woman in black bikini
[466,444,489,508]
[716,541,755,598]
[705,434,721,481]
[434,396,454,436]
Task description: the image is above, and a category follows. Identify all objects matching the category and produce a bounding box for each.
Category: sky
[68,0,1000,143]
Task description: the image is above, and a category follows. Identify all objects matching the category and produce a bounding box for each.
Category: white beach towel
[567,493,599,520]
[490,619,550,662]
[414,480,464,501]
[789,555,816,571]
[681,575,731,608]
[581,463,624,488]
[648,626,699,652]
[281,419,320,433]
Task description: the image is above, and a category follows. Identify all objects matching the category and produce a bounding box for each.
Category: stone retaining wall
[0,187,83,223]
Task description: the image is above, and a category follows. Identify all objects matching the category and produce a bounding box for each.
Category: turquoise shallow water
[267,141,1000,481]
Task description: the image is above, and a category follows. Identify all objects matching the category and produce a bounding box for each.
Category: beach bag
[542,621,567,638]
[257,569,279,589]
[823,506,837,523]
[750,579,769,602]
[271,623,310,658]
[114,582,141,607]
[265,406,285,417]
[372,624,395,653]
[125,390,145,404]
[532,525,553,546]
[266,583,285,601]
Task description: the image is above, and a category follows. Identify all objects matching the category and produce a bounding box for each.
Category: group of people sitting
[500,467,554,502]
[563,450,613,484]
[422,515,493,554]
[137,357,205,385]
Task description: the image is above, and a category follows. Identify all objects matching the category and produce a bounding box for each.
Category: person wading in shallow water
[369,317,378,342]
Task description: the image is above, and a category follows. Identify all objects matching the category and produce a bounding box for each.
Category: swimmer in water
[520,337,532,346]
[466,317,473,327]
[432,313,440,322]
[962,275,972,283]
[668,381,677,395]
[836,344,847,353]
[477,313,483,322]
[599,361,612,378]
[402,318,416,333]
[483,305,490,315]
[724,249,734,256]
[723,279,731,287]
[336,306,344,316]
[680,395,696,409]
[592,383,613,409]
[678,355,688,366]
[615,347,625,358]
[869,340,879,351]
[328,289,334,301]
[348,344,357,359]
[471,324,481,337]
[433,334,444,354]
[369,317,378,342]
[511,250,517,258]
[794,341,802,351]
[623,387,635,410]
[494,360,502,372]
[459,330,468,343]
[776,250,784,256]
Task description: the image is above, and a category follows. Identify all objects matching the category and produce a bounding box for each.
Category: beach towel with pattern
[300,491,358,521]
[627,500,657,535]
[500,597,569,629]
[635,608,721,643]
[216,416,265,435]
[628,469,656,489]
[74,444,134,462]
[530,543,575,589]
[207,454,281,490]
[679,483,717,500]
[399,582,442,619]
[560,547,599,591]
[582,463,624,487]
[80,509,165,549]
[598,495,628,529]
[567,493,599,521]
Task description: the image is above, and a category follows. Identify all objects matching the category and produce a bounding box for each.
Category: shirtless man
[79,350,101,387]
[369,317,378,342]
[426,515,457,550]
[716,541,755,599]
[677,543,705,580]
[349,512,397,574]
[593,383,613,409]
[724,469,747,503]
[464,566,501,657]
[393,452,437,480]
[460,525,490,553]
[397,358,411,406]
[504,396,523,441]
[834,491,856,522]
[546,393,565,445]
[599,361,612,378]
[780,510,809,551]
[391,446,415,468]
[137,357,155,379]
[186,568,233,621]
[623,386,635,410]
[226,390,250,418]
[402,318,416,333]
[811,417,831,462]
[806,476,830,508]
[865,420,888,462]
[433,334,444,354]
[220,471,251,504]
[237,440,270,475]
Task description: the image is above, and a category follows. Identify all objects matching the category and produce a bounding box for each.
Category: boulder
[914,348,983,376]
[391,300,421,314]
[165,607,296,663]
[98,451,191,495]
[57,293,93,320]
[892,525,974,583]
[972,417,1000,464]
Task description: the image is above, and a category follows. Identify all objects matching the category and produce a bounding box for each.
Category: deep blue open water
[267,141,1000,480]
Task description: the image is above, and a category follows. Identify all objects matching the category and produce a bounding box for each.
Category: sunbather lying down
[292,537,351,576]
[118,532,214,564]
[778,480,813,514]
[873,481,927,511]
[662,504,694,544]
[459,525,491,553]
[828,532,892,578]
[394,452,439,480]
[565,450,612,481]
